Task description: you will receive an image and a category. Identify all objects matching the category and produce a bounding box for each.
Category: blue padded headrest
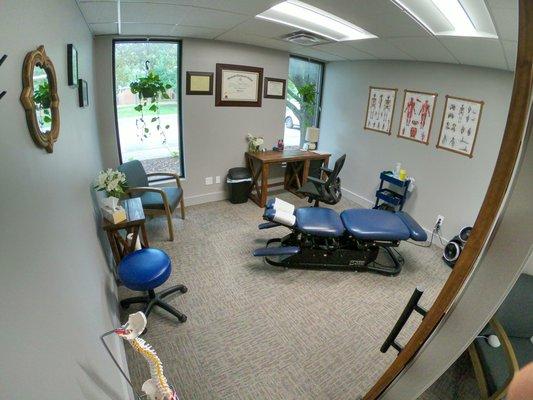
[396,212,427,241]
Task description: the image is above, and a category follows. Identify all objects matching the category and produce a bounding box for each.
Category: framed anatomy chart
[436,95,484,158]
[215,63,263,107]
[364,86,397,134]
[397,90,437,145]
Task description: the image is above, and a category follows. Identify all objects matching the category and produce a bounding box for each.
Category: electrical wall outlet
[205,176,213,185]
[435,215,445,228]
[215,176,221,184]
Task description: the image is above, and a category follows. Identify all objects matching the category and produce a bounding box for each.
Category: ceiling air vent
[280,31,331,46]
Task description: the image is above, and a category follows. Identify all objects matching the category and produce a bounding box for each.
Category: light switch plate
[215,176,221,184]
[205,176,213,185]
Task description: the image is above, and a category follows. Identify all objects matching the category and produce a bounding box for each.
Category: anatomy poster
[437,96,484,158]
[397,90,437,144]
[364,87,397,134]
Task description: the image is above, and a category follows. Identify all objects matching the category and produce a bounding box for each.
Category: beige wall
[94,37,289,204]
[0,1,129,399]
[319,60,514,240]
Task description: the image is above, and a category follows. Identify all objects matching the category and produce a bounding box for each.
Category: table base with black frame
[246,150,331,207]
[102,197,149,265]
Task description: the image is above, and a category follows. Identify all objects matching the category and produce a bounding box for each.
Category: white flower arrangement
[246,133,264,152]
[94,168,128,199]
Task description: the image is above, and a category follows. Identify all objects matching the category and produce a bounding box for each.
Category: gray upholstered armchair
[118,160,184,241]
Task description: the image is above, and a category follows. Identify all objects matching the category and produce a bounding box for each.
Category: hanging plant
[129,68,172,143]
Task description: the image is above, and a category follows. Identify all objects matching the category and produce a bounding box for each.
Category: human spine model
[115,312,177,400]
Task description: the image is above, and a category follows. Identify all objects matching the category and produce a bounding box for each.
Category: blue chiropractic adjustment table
[254,200,427,276]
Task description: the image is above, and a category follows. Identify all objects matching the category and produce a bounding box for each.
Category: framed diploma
[264,77,286,99]
[186,71,213,95]
[215,63,263,107]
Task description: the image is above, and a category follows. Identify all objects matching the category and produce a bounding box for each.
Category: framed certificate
[264,77,286,99]
[215,63,263,107]
[186,71,213,95]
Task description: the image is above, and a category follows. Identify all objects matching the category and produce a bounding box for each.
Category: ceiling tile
[89,22,119,35]
[348,38,414,60]
[501,40,518,71]
[216,32,292,52]
[172,25,226,39]
[188,0,278,16]
[79,1,117,23]
[491,8,519,41]
[179,7,250,30]
[388,37,458,64]
[303,0,402,19]
[486,0,518,9]
[358,12,431,39]
[439,37,508,70]
[312,43,376,60]
[120,3,189,24]
[224,19,296,39]
[120,22,175,36]
[287,45,345,61]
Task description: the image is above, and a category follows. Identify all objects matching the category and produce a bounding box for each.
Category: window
[113,39,184,177]
[284,56,324,147]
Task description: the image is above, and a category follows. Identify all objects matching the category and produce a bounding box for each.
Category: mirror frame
[20,45,60,153]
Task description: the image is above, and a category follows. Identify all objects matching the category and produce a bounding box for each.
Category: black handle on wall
[380,286,428,354]
[0,54,7,102]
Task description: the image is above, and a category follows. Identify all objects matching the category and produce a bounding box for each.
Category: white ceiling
[77,0,518,71]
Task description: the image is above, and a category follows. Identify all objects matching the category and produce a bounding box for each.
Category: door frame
[364,1,533,398]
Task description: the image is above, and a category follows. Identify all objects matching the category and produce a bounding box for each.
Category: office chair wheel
[180,286,188,293]
[178,315,187,323]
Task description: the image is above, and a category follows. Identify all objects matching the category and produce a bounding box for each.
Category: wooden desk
[245,150,330,207]
[102,197,149,265]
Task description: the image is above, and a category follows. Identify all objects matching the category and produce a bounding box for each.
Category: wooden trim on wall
[363,1,533,399]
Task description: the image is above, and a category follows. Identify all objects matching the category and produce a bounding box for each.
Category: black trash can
[227,167,252,204]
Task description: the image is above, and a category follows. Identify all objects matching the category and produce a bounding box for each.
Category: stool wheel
[178,315,187,323]
[180,286,188,293]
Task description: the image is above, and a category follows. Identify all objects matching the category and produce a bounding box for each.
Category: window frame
[287,55,326,128]
[112,38,185,180]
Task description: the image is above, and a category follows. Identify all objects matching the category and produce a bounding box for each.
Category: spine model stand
[114,312,177,400]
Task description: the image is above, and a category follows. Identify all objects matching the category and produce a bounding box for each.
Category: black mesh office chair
[297,154,346,206]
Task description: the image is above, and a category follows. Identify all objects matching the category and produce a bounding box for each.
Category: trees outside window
[284,57,324,147]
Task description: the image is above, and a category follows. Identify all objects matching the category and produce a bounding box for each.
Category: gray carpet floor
[119,193,455,399]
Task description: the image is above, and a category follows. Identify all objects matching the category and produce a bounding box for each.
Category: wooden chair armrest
[488,317,520,400]
[469,317,520,400]
[146,172,182,188]
[126,187,170,209]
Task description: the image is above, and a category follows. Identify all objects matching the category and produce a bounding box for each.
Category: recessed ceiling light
[392,0,497,39]
[256,0,377,42]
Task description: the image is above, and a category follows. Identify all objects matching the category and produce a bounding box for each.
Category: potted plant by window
[129,69,172,143]
[94,168,128,211]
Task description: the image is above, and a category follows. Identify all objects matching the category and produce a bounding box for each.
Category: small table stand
[102,198,149,265]
[373,171,411,212]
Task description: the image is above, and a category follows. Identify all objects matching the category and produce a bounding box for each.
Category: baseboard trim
[341,186,448,249]
[184,191,227,206]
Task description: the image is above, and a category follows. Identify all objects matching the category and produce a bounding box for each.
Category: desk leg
[301,160,310,187]
[260,163,269,207]
[106,230,121,266]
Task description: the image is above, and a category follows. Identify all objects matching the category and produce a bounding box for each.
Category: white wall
[0,1,129,398]
[94,37,289,205]
[319,61,514,240]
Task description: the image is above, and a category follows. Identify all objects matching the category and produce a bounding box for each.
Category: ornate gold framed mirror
[20,45,60,153]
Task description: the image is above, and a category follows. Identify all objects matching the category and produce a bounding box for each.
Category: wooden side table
[102,197,149,265]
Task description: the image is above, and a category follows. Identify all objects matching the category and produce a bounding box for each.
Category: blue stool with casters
[118,248,188,323]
